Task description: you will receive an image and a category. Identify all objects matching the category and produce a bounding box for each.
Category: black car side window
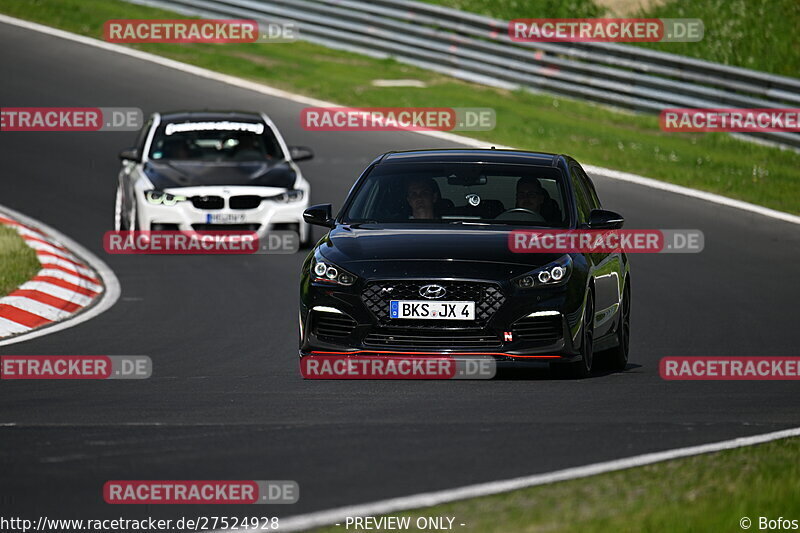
[574,165,601,209]
[569,164,592,223]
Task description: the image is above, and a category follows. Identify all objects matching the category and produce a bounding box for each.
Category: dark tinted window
[569,164,593,223]
[342,162,569,227]
[573,163,601,209]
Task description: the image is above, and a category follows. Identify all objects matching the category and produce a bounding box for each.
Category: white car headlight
[145,190,187,206]
[268,189,304,203]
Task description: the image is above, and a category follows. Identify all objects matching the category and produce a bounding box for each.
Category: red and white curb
[0,206,120,345]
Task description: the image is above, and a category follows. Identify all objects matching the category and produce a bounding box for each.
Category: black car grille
[229,195,262,210]
[361,280,505,328]
[364,328,501,349]
[511,315,562,344]
[312,311,358,340]
[190,195,224,210]
[190,223,261,231]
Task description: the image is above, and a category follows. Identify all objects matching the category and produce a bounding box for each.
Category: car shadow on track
[494,363,643,380]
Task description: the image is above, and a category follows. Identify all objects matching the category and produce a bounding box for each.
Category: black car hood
[318,225,565,279]
[143,160,296,189]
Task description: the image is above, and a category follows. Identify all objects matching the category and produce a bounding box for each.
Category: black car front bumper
[300,277,586,363]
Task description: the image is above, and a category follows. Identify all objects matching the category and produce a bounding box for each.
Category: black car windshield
[342,162,570,227]
[148,120,284,162]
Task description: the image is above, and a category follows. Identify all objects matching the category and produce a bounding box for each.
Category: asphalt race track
[1,22,799,522]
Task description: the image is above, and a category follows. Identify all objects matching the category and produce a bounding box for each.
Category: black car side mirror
[289,146,314,162]
[118,148,140,162]
[587,209,625,229]
[304,204,334,228]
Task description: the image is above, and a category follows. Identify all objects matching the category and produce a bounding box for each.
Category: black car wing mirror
[118,148,140,162]
[289,145,314,162]
[587,209,625,229]
[304,204,334,228]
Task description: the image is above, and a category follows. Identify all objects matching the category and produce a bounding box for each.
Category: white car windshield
[149,121,284,162]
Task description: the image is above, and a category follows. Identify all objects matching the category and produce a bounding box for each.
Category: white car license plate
[206,213,246,224]
[390,300,475,320]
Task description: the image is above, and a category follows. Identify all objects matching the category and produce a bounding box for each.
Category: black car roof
[158,110,264,123]
[378,149,563,166]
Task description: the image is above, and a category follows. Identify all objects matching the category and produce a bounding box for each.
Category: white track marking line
[582,163,800,226]
[0,14,797,226]
[253,426,800,532]
[0,296,73,321]
[0,317,31,335]
[37,269,103,293]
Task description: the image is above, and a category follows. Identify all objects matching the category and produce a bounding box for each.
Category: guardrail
[127,0,800,149]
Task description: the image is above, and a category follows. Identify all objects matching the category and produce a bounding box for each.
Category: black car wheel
[552,291,594,379]
[604,281,630,371]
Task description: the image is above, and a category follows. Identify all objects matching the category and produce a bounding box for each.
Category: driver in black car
[515,176,562,223]
[406,177,440,219]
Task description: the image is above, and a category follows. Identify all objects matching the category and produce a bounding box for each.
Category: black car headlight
[268,189,304,203]
[513,255,572,288]
[145,190,187,206]
[310,254,357,286]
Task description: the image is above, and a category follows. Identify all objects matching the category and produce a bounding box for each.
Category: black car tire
[552,291,594,379]
[604,281,630,371]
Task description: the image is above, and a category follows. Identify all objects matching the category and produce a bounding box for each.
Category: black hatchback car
[300,149,631,378]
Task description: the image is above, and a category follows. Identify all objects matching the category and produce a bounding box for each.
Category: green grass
[312,436,800,533]
[420,0,800,77]
[632,0,800,77]
[2,0,800,214]
[0,225,41,297]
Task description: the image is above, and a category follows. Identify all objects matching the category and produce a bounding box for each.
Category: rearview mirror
[303,204,334,228]
[118,148,140,162]
[587,209,624,229]
[289,146,314,162]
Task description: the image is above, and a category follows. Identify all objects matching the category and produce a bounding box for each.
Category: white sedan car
[115,110,314,247]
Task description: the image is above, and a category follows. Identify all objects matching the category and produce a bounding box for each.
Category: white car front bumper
[135,185,310,241]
